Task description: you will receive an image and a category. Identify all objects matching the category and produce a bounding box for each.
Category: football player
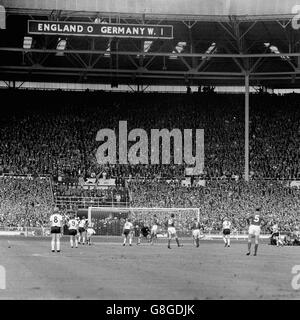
[222,216,232,247]
[68,214,79,248]
[246,208,266,256]
[150,214,159,245]
[166,213,182,249]
[49,207,64,252]
[86,222,96,246]
[191,218,201,247]
[123,218,134,246]
[78,216,88,245]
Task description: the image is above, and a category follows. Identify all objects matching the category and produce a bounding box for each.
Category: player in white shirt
[78,217,88,245]
[68,215,79,248]
[86,222,96,246]
[271,222,283,247]
[123,218,134,246]
[222,217,232,247]
[150,215,159,245]
[49,207,64,252]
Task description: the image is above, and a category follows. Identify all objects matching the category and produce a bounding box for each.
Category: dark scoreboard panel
[28,20,173,39]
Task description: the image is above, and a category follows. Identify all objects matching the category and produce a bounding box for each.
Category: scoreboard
[28,20,173,39]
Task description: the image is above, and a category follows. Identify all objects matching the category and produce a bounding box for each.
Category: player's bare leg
[123,234,127,246]
[56,234,61,252]
[70,235,78,248]
[86,235,91,246]
[254,236,259,256]
[277,237,283,247]
[275,236,279,247]
[168,239,171,249]
[246,235,252,255]
[227,235,230,247]
[51,234,56,252]
[175,236,182,247]
[167,232,171,249]
[193,236,196,247]
[82,232,86,245]
[129,232,133,246]
[137,233,141,245]
[223,235,227,247]
[150,233,156,245]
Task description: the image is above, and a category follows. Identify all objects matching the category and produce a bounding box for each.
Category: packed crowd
[0,176,53,228]
[128,179,300,233]
[53,183,128,202]
[0,89,299,181]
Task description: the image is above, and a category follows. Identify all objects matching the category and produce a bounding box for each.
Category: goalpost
[87,206,200,237]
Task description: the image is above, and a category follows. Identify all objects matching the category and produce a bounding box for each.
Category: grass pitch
[0,236,299,300]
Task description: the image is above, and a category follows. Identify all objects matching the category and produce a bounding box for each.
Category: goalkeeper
[137,221,151,245]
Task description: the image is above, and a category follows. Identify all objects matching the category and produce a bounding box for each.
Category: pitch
[0,236,299,300]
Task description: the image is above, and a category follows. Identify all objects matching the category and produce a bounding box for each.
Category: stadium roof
[1,0,300,88]
[0,0,298,20]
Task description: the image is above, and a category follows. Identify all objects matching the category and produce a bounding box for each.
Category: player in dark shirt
[246,207,266,256]
[137,221,150,245]
[166,213,182,249]
[191,218,202,247]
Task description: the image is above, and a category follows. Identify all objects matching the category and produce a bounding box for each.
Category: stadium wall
[0,229,274,240]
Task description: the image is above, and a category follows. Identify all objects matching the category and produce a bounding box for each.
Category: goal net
[87,207,200,237]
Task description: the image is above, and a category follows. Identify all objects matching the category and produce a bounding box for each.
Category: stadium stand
[0,89,299,232]
[0,175,53,228]
[0,89,299,179]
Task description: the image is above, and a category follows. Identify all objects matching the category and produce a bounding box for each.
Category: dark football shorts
[223,229,231,235]
[141,228,149,237]
[123,229,130,236]
[69,229,77,236]
[273,232,279,237]
[51,226,61,234]
[78,227,85,233]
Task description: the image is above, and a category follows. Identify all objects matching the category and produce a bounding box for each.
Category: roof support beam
[126,55,140,69]
[223,45,245,71]
[218,21,237,42]
[238,21,257,41]
[7,47,300,58]
[179,56,192,71]
[0,65,244,76]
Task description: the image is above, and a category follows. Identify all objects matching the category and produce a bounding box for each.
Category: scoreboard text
[28,20,173,39]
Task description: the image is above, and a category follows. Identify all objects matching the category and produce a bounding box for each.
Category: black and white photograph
[0,0,300,308]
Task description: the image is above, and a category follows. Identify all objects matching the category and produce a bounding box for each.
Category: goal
[87,206,200,237]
